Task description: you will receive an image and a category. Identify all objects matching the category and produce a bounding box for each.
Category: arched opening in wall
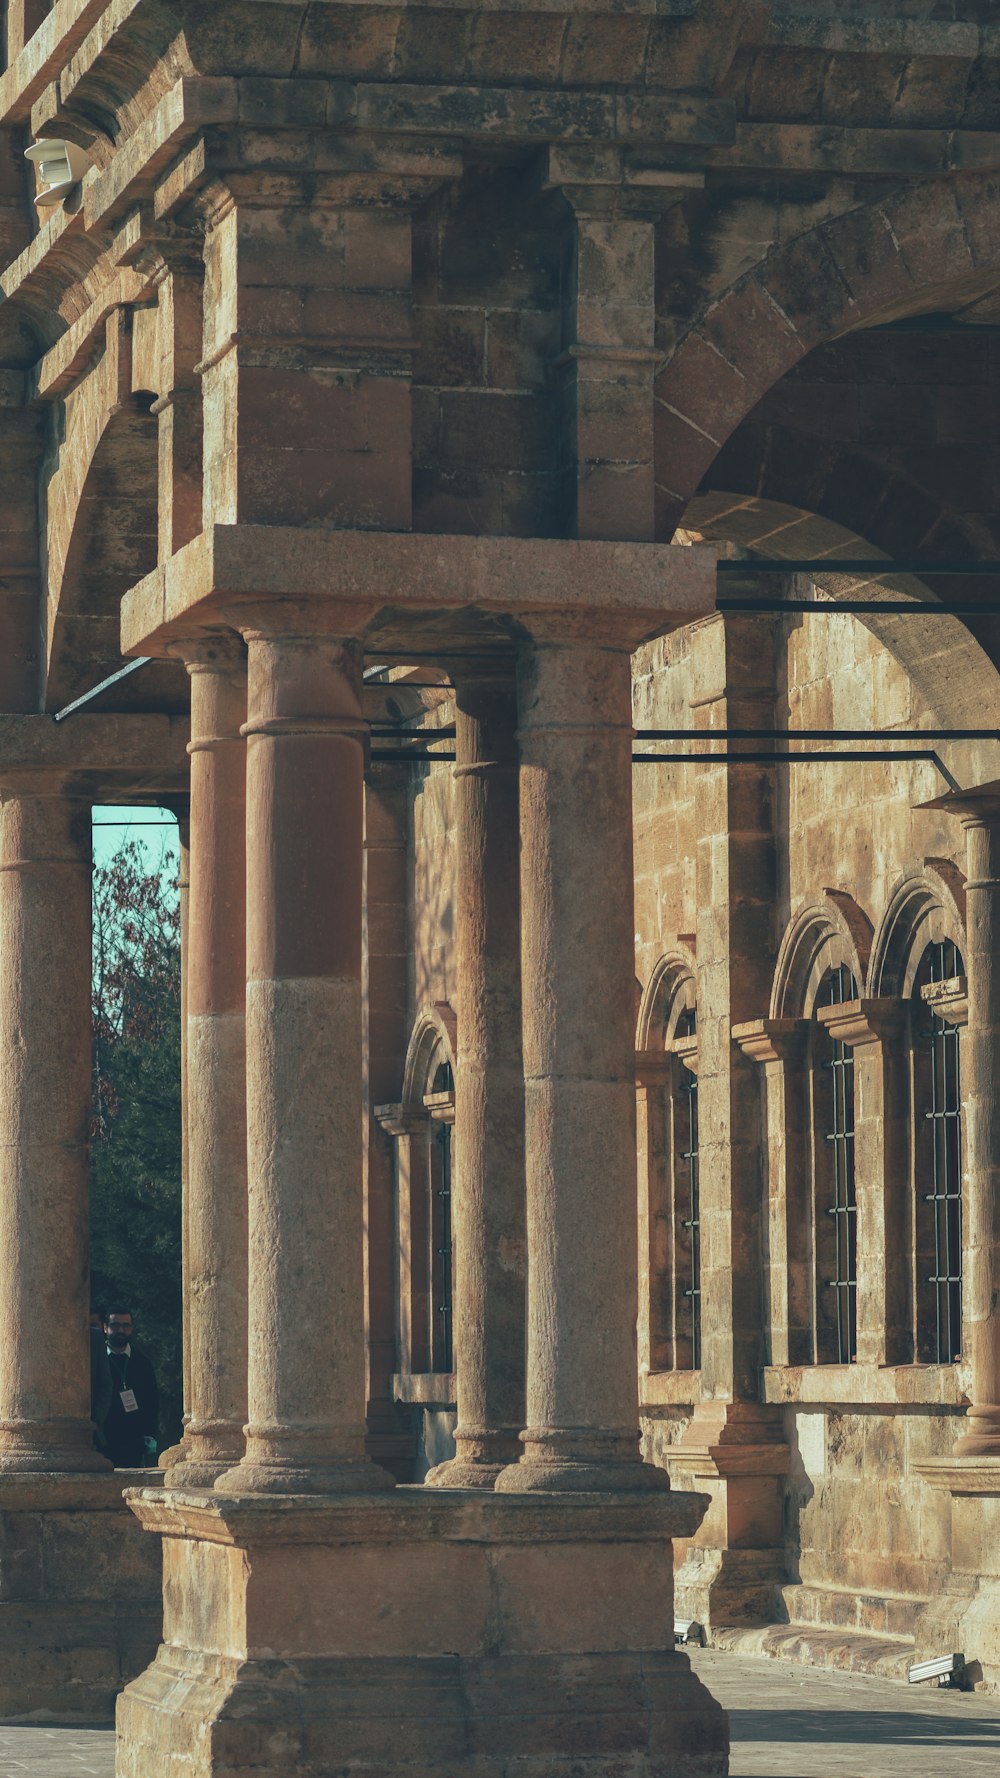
[636,954,699,1376]
[810,965,859,1366]
[911,939,966,1365]
[386,1004,458,1391]
[867,868,968,1367]
[45,395,186,715]
[765,899,870,1370]
[426,1056,455,1376]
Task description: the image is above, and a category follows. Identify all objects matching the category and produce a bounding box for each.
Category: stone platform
[116,1483,728,1778]
[0,1472,163,1725]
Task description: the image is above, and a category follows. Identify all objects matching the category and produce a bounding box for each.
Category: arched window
[635,955,700,1376]
[673,1007,701,1370]
[376,1005,457,1390]
[812,965,859,1364]
[428,1060,455,1374]
[912,940,965,1364]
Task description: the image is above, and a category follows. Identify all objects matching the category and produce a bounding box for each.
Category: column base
[496,1428,672,1494]
[0,1419,113,1474]
[118,1483,728,1778]
[913,1456,1000,1689]
[214,1456,397,1496]
[425,1427,522,1488]
[952,1405,1000,1457]
[0,1470,163,1722]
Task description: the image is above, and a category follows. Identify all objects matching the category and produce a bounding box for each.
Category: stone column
[427,667,526,1487]
[497,634,663,1494]
[168,638,248,1487]
[0,786,108,1471]
[217,628,393,1495]
[922,788,1000,1455]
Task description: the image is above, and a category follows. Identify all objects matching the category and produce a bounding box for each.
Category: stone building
[2,0,1000,1772]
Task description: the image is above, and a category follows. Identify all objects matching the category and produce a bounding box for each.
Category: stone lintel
[732,1016,807,1065]
[763,1363,967,1408]
[126,1482,711,1547]
[0,712,189,791]
[814,996,906,1047]
[121,525,718,657]
[913,1456,1000,1496]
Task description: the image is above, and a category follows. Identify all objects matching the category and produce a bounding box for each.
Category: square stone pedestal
[0,1471,163,1721]
[117,1484,729,1778]
[913,1457,1000,1689]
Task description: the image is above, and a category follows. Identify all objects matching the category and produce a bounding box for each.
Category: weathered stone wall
[634,606,998,1633]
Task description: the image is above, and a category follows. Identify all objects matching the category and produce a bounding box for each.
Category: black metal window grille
[819,965,859,1364]
[915,941,964,1364]
[673,1007,700,1370]
[430,1058,454,1374]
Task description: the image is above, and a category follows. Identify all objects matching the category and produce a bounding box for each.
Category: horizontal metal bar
[52,656,152,721]
[717,598,1000,615]
[716,559,1000,576]
[371,749,943,765]
[631,750,941,764]
[635,728,999,742]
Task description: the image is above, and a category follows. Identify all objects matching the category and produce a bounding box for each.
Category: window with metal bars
[673,1007,700,1370]
[913,941,964,1364]
[429,1059,454,1374]
[815,965,859,1364]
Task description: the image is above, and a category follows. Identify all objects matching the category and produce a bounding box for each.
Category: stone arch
[654,173,1000,536]
[42,309,174,710]
[771,892,873,1020]
[868,864,967,1001]
[401,1002,457,1112]
[636,947,697,1054]
[676,492,1000,732]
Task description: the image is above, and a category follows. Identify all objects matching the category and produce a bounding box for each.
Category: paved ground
[690,1648,1000,1777]
[0,1655,999,1776]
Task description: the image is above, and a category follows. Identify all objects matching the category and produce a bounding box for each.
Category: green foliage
[90,839,183,1449]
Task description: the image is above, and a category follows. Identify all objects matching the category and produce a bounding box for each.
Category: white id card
[120,1388,139,1413]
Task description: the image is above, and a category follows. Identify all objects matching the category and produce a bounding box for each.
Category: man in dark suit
[103,1307,159,1467]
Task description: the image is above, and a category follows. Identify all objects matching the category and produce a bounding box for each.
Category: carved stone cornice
[920,976,969,1029]
[731,1017,807,1067]
[814,997,906,1048]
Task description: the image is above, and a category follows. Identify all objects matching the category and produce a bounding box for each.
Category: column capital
[919,780,1000,830]
[731,1016,807,1066]
[165,632,246,676]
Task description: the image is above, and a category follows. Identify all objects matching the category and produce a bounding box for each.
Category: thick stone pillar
[427,667,526,1486]
[0,786,108,1472]
[918,789,1000,1454]
[669,612,789,1630]
[497,634,661,1494]
[217,628,392,1496]
[168,639,248,1487]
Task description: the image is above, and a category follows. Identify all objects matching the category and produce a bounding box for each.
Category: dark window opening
[430,1116,453,1374]
[914,941,964,1364]
[817,965,859,1364]
[672,1005,700,1370]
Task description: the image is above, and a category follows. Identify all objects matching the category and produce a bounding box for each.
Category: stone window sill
[392,1371,456,1409]
[762,1363,967,1407]
[640,1370,700,1409]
